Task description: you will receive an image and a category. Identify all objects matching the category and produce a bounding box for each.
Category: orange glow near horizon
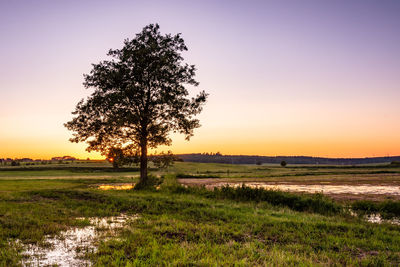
[1,130,399,160]
[1,1,400,160]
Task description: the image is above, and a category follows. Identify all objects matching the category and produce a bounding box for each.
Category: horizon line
[2,153,400,161]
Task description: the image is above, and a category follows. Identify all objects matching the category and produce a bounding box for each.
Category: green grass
[2,161,400,183]
[1,163,400,266]
[352,200,400,218]
[0,173,400,266]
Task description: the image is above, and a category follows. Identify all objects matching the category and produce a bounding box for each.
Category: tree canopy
[65,24,207,183]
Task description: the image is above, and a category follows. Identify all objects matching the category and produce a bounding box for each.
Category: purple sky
[1,0,400,158]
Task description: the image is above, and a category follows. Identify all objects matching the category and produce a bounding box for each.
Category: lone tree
[65,24,207,184]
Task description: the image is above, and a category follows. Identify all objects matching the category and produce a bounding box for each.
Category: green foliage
[106,147,129,169]
[352,200,400,218]
[1,177,400,265]
[179,184,341,216]
[0,240,20,266]
[134,174,163,190]
[65,23,208,182]
[150,151,176,170]
[11,161,19,167]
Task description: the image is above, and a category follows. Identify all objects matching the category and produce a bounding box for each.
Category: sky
[1,0,400,159]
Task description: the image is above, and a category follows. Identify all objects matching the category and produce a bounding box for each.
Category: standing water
[210,182,400,196]
[21,214,138,267]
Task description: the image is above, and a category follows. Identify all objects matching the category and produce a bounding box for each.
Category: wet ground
[364,214,400,225]
[20,214,138,267]
[97,183,134,190]
[178,178,400,201]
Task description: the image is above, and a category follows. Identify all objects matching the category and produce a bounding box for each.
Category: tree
[280,160,287,167]
[106,147,126,169]
[150,151,176,170]
[65,24,207,184]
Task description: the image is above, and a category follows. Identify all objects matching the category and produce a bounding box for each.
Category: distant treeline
[177,153,400,165]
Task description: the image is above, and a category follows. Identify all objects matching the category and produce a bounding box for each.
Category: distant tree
[151,151,176,170]
[280,160,287,167]
[175,156,184,162]
[256,161,262,165]
[65,24,207,185]
[106,147,131,169]
[11,161,19,166]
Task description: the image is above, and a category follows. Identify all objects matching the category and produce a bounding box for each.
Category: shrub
[170,184,341,216]
[211,185,341,215]
[150,151,177,170]
[134,174,163,190]
[352,200,400,218]
[280,160,287,167]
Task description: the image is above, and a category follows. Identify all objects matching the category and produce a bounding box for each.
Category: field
[1,161,400,266]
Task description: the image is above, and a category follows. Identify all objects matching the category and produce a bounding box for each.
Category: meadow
[1,161,400,266]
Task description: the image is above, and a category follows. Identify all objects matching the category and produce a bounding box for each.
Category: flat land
[0,162,400,266]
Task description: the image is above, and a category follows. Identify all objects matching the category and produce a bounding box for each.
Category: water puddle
[97,183,134,190]
[349,210,400,225]
[21,214,137,267]
[365,214,400,225]
[211,182,400,196]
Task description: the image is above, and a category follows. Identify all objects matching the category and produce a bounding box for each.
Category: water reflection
[21,214,137,266]
[98,184,134,190]
[364,214,400,225]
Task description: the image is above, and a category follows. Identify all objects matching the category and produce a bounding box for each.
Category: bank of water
[210,182,400,196]
[20,214,138,266]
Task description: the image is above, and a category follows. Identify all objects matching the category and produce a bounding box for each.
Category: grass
[352,200,400,218]
[1,163,400,265]
[175,173,221,178]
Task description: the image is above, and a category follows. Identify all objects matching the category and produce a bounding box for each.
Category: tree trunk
[139,138,148,183]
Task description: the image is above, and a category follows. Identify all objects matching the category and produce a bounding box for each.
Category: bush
[150,151,177,170]
[134,174,163,190]
[280,161,287,167]
[212,185,341,215]
[352,200,400,218]
[168,184,341,216]
[351,200,379,214]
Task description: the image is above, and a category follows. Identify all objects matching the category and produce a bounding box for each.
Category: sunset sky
[1,0,400,159]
